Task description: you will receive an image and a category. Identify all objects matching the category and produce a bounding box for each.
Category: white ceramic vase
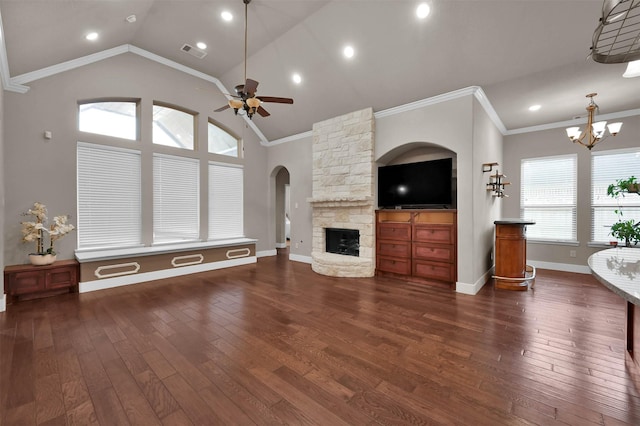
[29,253,57,266]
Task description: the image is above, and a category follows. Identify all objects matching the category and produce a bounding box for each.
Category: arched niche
[376,142,457,209]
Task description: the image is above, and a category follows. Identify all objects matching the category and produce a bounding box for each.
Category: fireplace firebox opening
[325,228,360,257]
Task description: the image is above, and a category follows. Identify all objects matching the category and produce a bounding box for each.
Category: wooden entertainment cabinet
[376,209,457,285]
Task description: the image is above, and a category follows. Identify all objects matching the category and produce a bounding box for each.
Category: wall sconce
[483,163,510,198]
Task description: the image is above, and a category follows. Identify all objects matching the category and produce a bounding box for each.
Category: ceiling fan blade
[214,104,230,112]
[257,106,270,117]
[256,96,294,104]
[244,79,259,96]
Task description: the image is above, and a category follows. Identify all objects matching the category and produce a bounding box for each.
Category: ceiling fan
[215,0,293,119]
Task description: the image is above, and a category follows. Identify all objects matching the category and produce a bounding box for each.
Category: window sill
[527,239,580,247]
[75,238,257,263]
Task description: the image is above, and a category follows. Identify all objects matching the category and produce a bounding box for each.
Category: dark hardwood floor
[2,251,640,425]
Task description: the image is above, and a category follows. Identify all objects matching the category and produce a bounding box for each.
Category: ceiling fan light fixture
[229,99,243,109]
[214,0,293,119]
[246,97,261,109]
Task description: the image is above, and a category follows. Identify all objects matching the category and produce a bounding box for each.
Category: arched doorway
[274,167,291,251]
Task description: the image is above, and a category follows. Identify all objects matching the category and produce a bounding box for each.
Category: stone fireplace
[308,108,375,277]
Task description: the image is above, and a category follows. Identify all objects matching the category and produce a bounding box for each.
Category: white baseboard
[289,254,313,264]
[79,257,256,293]
[275,242,287,249]
[0,294,5,312]
[528,260,590,274]
[256,249,277,258]
[456,267,493,295]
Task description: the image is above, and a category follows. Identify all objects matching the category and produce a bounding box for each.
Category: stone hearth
[308,108,375,277]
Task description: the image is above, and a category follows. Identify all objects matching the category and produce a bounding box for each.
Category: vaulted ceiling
[1,0,639,142]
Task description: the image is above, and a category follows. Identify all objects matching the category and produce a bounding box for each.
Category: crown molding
[11,45,130,85]
[505,108,640,135]
[268,130,313,146]
[266,86,508,145]
[374,86,479,118]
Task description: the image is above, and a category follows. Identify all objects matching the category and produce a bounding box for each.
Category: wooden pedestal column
[493,219,535,291]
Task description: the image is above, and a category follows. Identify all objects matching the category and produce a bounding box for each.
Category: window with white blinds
[153,154,200,243]
[209,162,243,240]
[77,143,142,249]
[591,148,640,244]
[520,154,577,242]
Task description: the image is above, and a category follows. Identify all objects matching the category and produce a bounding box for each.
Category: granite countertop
[588,247,640,305]
[494,218,536,225]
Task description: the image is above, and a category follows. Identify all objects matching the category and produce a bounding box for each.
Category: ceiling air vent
[180,44,207,59]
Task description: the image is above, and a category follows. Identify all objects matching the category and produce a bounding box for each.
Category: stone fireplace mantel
[307,196,373,208]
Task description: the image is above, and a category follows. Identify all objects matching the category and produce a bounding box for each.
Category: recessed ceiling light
[292,73,302,84]
[623,60,640,78]
[85,32,99,41]
[221,11,233,22]
[343,45,355,59]
[416,3,431,19]
[196,42,207,50]
[528,104,541,112]
[125,14,137,23]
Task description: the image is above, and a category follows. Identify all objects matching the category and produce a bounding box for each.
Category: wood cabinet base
[5,259,79,303]
[376,210,457,286]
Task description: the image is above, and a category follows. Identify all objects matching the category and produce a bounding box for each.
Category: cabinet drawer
[377,240,411,258]
[412,259,454,282]
[47,267,77,290]
[377,256,411,275]
[10,270,45,295]
[413,225,454,244]
[412,243,454,263]
[377,223,412,241]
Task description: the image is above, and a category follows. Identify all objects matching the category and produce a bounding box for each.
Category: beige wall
[503,114,640,268]
[375,94,503,289]
[266,136,313,258]
[3,53,270,265]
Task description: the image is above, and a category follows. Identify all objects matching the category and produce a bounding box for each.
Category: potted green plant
[607,176,639,198]
[607,176,640,247]
[610,219,640,247]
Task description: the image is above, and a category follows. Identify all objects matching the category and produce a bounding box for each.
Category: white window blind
[153,154,200,243]
[77,143,141,249]
[209,162,244,240]
[520,155,577,242]
[591,148,640,244]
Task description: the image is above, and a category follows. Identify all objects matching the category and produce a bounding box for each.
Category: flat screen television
[378,158,453,209]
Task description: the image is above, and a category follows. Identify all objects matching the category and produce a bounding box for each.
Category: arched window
[78,99,138,140]
[153,103,196,150]
[208,120,240,157]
